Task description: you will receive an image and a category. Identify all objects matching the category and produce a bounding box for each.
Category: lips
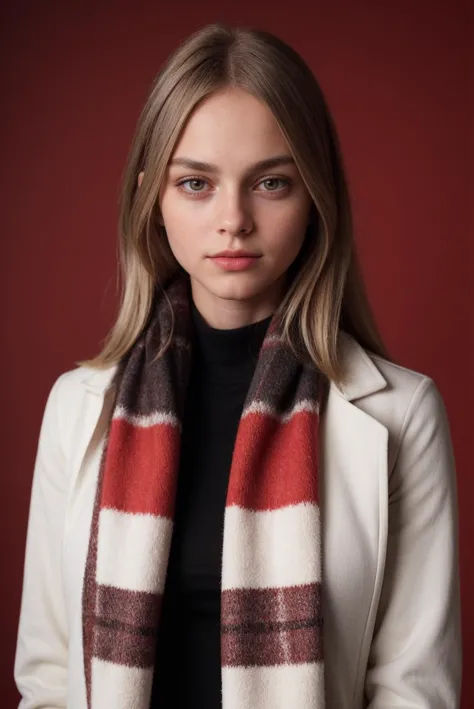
[209,252,261,272]
[210,250,261,259]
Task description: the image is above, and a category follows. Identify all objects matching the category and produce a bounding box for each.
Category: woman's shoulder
[341,333,450,450]
[39,365,118,455]
[43,365,117,434]
[52,363,118,397]
[339,331,435,402]
[369,350,434,398]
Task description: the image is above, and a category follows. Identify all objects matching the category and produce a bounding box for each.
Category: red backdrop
[2,1,471,706]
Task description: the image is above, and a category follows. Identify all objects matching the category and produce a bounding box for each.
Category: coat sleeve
[364,376,462,708]
[14,374,70,708]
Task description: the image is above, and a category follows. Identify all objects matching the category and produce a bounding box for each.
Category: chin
[201,273,271,303]
[212,282,262,302]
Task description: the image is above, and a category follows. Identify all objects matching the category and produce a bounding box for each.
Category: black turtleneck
[150,303,272,709]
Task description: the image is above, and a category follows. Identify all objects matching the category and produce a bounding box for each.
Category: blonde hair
[79,22,390,384]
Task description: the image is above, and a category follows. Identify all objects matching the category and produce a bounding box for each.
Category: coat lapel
[320,333,389,704]
[79,365,118,395]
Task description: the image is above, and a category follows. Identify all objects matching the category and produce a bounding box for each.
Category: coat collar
[334,331,387,401]
[79,331,387,403]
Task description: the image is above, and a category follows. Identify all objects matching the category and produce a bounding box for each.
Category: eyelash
[175,175,291,197]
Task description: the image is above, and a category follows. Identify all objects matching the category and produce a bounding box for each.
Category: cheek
[160,191,203,265]
[264,204,310,258]
[160,189,192,229]
[165,230,196,270]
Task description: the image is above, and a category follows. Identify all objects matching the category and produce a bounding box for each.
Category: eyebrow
[169,154,296,173]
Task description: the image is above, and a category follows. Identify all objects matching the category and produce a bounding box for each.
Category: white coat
[14,333,462,708]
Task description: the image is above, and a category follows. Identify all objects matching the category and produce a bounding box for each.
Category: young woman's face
[147,87,313,328]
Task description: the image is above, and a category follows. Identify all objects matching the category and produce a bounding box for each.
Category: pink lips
[209,249,262,272]
[211,256,260,271]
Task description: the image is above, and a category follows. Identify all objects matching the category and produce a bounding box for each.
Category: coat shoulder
[369,352,433,400]
[46,365,116,431]
[362,348,443,426]
[357,349,448,472]
[338,332,433,408]
[53,364,118,397]
[43,365,117,459]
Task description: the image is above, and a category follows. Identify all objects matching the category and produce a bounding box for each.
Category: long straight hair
[79,23,390,384]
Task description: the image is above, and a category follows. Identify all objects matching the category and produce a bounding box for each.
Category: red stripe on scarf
[227,410,320,509]
[101,419,180,516]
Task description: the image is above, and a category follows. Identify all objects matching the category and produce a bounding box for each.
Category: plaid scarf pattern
[82,273,327,709]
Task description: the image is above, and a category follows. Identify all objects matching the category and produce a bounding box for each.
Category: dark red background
[2,1,472,706]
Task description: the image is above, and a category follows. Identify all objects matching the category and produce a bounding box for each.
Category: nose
[216,189,254,236]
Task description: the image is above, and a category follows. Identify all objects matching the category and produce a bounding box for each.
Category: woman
[14,22,461,709]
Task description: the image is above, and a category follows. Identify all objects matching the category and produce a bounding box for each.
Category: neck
[190,300,272,366]
[189,275,285,329]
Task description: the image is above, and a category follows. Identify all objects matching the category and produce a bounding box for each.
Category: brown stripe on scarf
[221,583,323,666]
[244,335,322,414]
[94,586,161,667]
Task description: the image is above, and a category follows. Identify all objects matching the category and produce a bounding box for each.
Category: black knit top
[150,301,272,708]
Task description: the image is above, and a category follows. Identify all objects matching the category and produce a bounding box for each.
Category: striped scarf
[82,272,327,709]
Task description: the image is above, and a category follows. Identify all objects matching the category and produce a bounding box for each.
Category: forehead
[172,87,290,163]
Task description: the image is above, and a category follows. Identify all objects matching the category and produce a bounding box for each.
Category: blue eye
[177,178,207,193]
[258,177,289,192]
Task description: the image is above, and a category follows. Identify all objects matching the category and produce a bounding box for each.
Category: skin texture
[139,87,312,329]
